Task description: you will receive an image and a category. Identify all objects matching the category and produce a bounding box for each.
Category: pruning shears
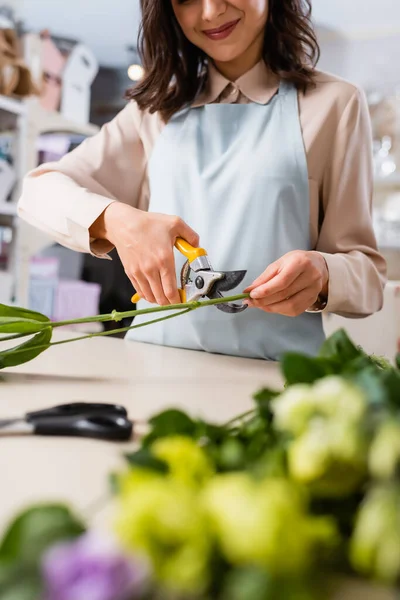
[0,403,133,441]
[131,238,248,314]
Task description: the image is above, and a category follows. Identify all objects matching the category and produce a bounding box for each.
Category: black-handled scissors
[0,402,133,442]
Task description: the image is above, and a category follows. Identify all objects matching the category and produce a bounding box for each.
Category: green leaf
[0,566,42,600]
[342,355,379,374]
[379,370,400,409]
[281,353,337,385]
[367,354,394,371]
[0,305,49,322]
[0,564,15,587]
[221,568,273,600]
[347,368,388,408]
[0,318,49,336]
[0,328,52,369]
[0,305,50,334]
[239,415,277,467]
[253,388,279,421]
[396,354,400,371]
[0,504,85,564]
[0,584,42,600]
[343,359,400,409]
[195,420,228,445]
[221,570,318,600]
[124,448,169,474]
[143,409,197,446]
[318,329,362,362]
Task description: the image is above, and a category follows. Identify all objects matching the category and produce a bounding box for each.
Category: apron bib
[127,81,325,360]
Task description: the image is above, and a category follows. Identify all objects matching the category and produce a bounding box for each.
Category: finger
[243,262,280,293]
[160,258,181,304]
[251,287,319,317]
[174,218,200,248]
[134,273,157,304]
[249,262,304,299]
[147,270,171,306]
[249,272,312,307]
[129,276,144,301]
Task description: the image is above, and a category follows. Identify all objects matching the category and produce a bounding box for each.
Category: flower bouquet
[0,298,400,599]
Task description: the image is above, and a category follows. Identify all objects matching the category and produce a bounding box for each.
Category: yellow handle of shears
[174,237,207,263]
[131,237,207,304]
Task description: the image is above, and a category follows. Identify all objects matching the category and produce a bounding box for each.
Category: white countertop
[0,331,282,533]
[0,331,397,599]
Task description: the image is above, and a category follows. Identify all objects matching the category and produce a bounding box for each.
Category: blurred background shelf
[30,101,99,137]
[374,174,400,188]
[0,94,100,311]
[0,94,26,116]
[0,202,17,216]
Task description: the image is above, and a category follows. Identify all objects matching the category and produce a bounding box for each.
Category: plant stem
[0,293,249,360]
[0,331,33,343]
[47,293,250,329]
[224,409,256,428]
[5,309,193,355]
[49,308,193,348]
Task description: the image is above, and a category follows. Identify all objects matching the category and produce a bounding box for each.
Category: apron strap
[278,79,295,96]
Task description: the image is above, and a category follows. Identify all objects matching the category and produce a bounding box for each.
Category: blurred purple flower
[42,532,149,600]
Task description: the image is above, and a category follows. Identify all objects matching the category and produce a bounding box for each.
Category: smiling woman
[17,0,387,361]
[130,0,319,119]
[171,0,269,79]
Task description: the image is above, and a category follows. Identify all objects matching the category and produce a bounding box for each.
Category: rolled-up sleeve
[316,87,387,317]
[17,101,146,258]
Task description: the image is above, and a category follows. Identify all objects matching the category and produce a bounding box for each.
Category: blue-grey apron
[127,80,325,360]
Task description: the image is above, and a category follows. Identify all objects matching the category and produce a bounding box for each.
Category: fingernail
[250,290,260,299]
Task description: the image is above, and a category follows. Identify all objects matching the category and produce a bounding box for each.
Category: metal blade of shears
[0,418,21,429]
[211,270,247,292]
[206,269,248,313]
[207,289,248,314]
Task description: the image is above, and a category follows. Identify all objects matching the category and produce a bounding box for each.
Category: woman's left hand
[243,251,329,316]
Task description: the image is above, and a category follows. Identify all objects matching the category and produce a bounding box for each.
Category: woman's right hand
[91,202,199,305]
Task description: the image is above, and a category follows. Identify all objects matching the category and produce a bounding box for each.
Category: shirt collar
[192,60,280,107]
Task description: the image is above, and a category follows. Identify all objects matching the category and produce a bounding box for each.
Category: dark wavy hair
[127,0,320,121]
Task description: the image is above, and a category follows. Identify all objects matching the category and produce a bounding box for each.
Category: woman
[18,0,386,360]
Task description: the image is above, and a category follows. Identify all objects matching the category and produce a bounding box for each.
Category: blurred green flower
[312,377,366,421]
[271,377,368,497]
[369,420,400,480]
[350,485,400,583]
[272,377,366,436]
[270,384,317,436]
[151,435,214,487]
[288,418,367,496]
[202,474,337,575]
[115,470,211,595]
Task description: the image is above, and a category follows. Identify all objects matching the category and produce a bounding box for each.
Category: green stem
[49,308,193,348]
[0,293,249,342]
[5,309,193,355]
[224,409,256,428]
[0,293,249,361]
[0,331,32,343]
[48,293,250,329]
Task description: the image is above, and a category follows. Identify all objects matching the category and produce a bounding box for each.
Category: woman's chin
[203,46,246,66]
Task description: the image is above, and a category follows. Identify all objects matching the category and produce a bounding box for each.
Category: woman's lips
[203,19,241,41]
